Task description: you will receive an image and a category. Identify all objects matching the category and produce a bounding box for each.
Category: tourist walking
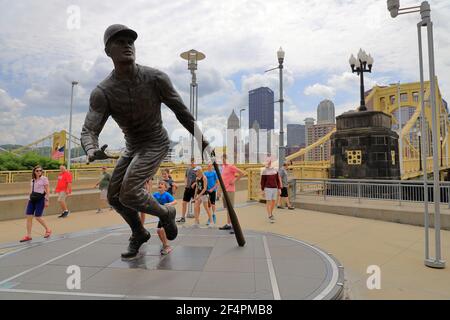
[219,154,245,231]
[261,159,281,223]
[277,162,295,210]
[94,166,111,213]
[55,165,72,218]
[20,166,52,242]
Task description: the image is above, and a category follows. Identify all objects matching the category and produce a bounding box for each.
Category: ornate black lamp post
[349,49,374,112]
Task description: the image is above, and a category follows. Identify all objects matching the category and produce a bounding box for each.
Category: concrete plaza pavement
[1,190,450,299]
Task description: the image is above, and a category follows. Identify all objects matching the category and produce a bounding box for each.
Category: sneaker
[288,206,295,210]
[58,211,69,218]
[229,229,235,234]
[121,230,151,260]
[44,230,52,238]
[160,246,173,256]
[186,213,195,219]
[206,219,211,226]
[96,208,102,213]
[212,213,217,224]
[219,224,232,230]
[20,235,32,243]
[176,217,186,223]
[269,215,275,220]
[159,206,178,241]
[277,206,285,209]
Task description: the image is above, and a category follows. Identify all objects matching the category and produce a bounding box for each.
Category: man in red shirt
[55,165,73,218]
[218,154,245,231]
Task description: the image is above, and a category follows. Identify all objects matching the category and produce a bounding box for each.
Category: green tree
[0,152,60,171]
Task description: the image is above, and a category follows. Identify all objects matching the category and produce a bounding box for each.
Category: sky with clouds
[0,0,449,149]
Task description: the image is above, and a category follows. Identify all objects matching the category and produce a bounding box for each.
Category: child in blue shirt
[140,180,177,255]
[204,163,219,225]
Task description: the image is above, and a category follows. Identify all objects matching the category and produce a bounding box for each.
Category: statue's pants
[107,143,170,235]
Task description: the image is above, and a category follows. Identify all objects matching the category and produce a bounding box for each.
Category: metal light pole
[278,47,285,169]
[418,130,423,171]
[67,81,78,170]
[265,48,286,168]
[440,136,443,167]
[388,0,445,269]
[180,49,206,161]
[181,49,205,219]
[398,82,404,176]
[349,49,374,112]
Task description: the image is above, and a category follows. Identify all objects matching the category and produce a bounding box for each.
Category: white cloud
[1,0,450,148]
[304,84,336,99]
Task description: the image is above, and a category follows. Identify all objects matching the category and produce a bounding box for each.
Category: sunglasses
[35,169,42,172]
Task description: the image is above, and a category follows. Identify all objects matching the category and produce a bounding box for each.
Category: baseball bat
[211,150,246,247]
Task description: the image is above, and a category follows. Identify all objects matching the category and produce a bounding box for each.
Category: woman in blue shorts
[20,165,52,242]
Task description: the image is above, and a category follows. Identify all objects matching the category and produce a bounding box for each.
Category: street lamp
[349,49,374,112]
[440,136,443,167]
[180,49,206,160]
[67,81,78,170]
[418,130,423,171]
[265,47,285,169]
[387,0,445,269]
[239,108,246,129]
[181,49,205,218]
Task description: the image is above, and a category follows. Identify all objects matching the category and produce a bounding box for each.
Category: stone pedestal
[330,111,400,180]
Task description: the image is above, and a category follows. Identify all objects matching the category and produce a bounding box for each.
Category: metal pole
[279,62,285,169]
[67,82,76,170]
[359,62,366,110]
[398,82,404,177]
[426,18,445,268]
[418,22,430,262]
[418,134,422,171]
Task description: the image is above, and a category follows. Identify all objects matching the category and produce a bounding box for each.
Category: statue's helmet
[103,24,137,47]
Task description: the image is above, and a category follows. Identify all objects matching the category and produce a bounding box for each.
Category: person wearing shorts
[192,166,213,226]
[20,166,52,242]
[277,162,295,210]
[55,165,72,218]
[95,166,111,213]
[177,158,197,223]
[219,154,245,231]
[141,180,176,255]
[261,159,281,223]
[204,163,219,225]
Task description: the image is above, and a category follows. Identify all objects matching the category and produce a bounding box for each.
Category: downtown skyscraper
[248,87,274,130]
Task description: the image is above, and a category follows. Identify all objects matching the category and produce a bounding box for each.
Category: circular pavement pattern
[0,225,344,300]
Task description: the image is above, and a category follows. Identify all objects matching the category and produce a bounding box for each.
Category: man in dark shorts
[80,24,209,259]
[177,158,197,223]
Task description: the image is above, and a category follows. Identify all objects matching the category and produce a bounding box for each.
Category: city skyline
[1,0,450,150]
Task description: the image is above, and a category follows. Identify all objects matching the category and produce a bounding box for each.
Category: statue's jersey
[81,64,196,157]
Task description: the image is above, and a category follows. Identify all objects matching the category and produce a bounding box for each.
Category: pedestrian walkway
[0,198,449,299]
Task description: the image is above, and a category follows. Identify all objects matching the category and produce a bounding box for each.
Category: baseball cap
[104,24,138,47]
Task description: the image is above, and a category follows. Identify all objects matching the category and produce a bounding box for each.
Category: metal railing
[291,178,450,207]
